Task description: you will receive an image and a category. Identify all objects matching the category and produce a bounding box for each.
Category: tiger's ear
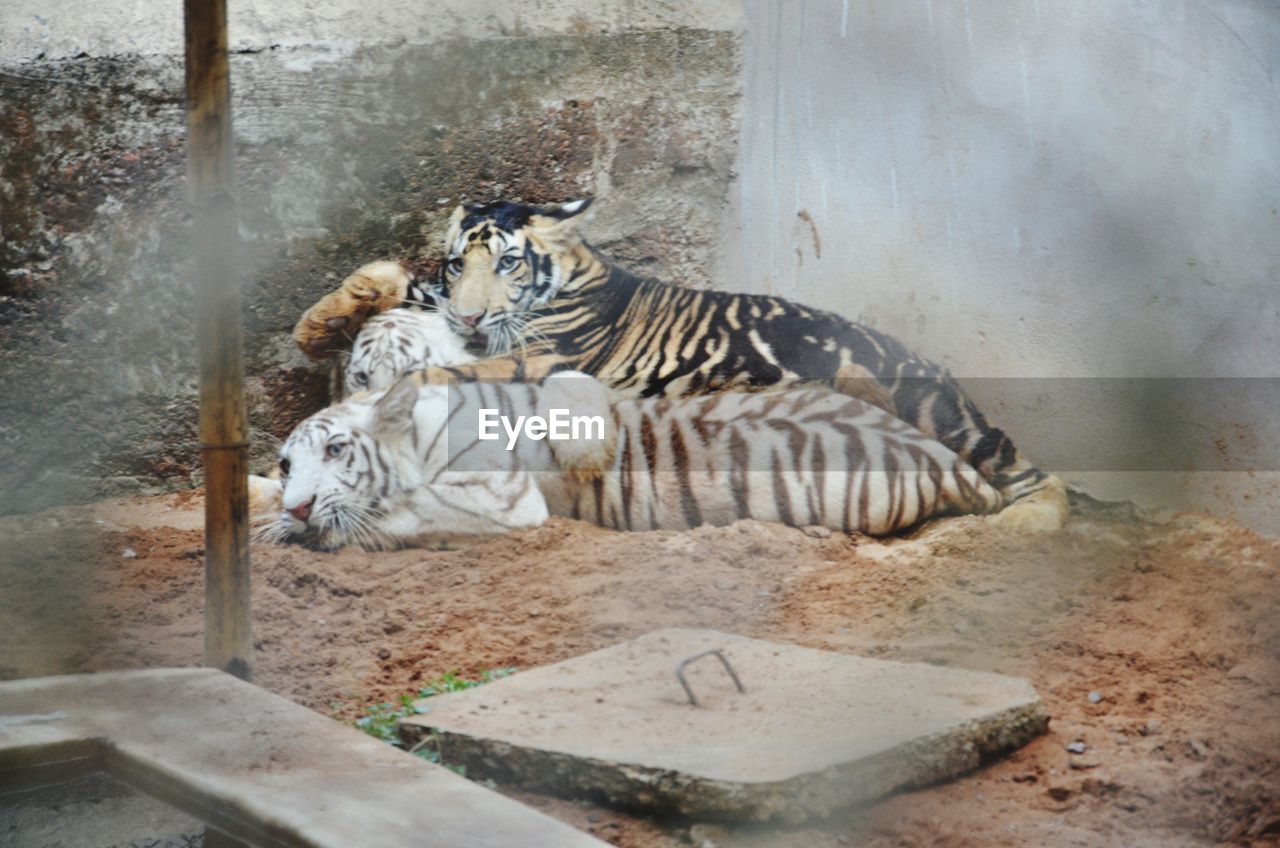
[527,199,593,249]
[371,376,419,437]
[528,198,593,230]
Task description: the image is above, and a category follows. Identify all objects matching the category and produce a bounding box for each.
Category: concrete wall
[720,0,1280,531]
[0,0,742,512]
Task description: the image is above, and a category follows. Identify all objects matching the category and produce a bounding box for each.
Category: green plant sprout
[352,668,515,777]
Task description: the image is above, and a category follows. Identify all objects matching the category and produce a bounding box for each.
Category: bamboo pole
[185,0,252,681]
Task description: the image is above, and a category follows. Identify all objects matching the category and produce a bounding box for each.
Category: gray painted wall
[721,0,1280,531]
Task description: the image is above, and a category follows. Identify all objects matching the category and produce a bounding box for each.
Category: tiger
[254,372,1003,550]
[341,310,474,399]
[293,199,1068,532]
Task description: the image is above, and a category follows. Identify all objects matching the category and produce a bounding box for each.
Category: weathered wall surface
[0,1,742,512]
[722,0,1280,531]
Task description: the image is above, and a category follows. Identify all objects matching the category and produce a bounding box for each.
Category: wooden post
[185,0,252,681]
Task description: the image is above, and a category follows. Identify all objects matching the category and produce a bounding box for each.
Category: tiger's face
[345,310,475,396]
[275,383,421,550]
[436,198,592,356]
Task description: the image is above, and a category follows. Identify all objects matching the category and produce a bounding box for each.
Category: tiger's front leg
[293,261,410,361]
[408,358,617,479]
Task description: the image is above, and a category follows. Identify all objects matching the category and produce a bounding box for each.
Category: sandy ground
[1,492,1277,847]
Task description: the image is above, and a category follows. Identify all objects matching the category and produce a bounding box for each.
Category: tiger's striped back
[265,376,1002,549]
[562,388,1003,535]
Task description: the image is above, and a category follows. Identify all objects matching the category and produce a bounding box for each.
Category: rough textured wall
[0,2,741,512]
[722,0,1280,531]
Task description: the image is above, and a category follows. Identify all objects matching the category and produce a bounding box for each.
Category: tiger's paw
[293,261,410,360]
[989,477,1069,532]
[247,473,283,532]
[542,371,617,477]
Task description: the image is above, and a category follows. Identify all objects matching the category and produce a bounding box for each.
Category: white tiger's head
[262,371,615,550]
[344,310,475,397]
[271,380,426,551]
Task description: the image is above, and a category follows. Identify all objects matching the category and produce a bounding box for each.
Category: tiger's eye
[279,457,291,476]
[353,372,369,385]
[497,255,519,272]
[447,257,464,275]
[326,443,344,458]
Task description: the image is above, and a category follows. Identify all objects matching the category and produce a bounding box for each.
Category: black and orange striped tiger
[294,199,1067,531]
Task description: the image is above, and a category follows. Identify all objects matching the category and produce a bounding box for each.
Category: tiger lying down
[293,200,1069,532]
[253,311,1002,550]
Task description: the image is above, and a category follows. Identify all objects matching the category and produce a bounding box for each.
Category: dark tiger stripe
[809,432,826,525]
[727,427,752,520]
[619,417,636,531]
[770,446,796,528]
[592,474,606,528]
[639,414,660,529]
[669,419,702,529]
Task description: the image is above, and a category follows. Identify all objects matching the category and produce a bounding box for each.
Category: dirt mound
[1,493,1277,846]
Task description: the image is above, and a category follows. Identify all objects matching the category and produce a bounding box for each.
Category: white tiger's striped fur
[258,373,1003,550]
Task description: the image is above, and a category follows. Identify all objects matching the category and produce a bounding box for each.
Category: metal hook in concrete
[675,649,745,707]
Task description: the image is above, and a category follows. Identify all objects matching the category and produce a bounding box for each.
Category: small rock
[377,647,391,660]
[1141,719,1162,736]
[1069,758,1101,771]
[121,547,137,558]
[1188,740,1210,760]
[802,525,831,538]
[713,577,738,591]
[1066,741,1087,754]
[1087,691,1102,704]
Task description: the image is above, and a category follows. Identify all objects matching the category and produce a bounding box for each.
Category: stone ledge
[0,668,608,847]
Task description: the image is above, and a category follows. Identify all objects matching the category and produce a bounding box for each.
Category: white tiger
[254,372,1003,550]
[341,310,474,398]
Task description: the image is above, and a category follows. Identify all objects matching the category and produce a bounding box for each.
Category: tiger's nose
[456,311,484,327]
[287,495,315,523]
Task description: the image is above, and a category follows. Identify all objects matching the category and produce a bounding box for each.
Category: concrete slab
[0,669,608,848]
[401,629,1049,822]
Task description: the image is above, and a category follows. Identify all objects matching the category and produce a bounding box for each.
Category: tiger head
[272,380,427,551]
[344,309,475,397]
[265,371,609,550]
[432,198,593,356]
